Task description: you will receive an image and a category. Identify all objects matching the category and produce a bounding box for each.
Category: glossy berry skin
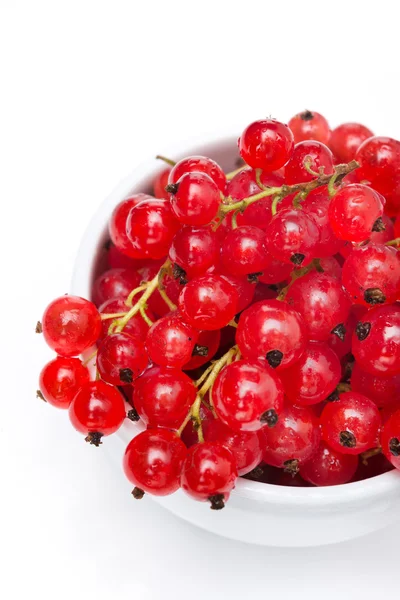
[96,333,148,386]
[126,198,180,259]
[328,184,384,243]
[355,136,400,202]
[98,298,152,342]
[169,172,221,226]
[288,110,330,145]
[329,122,374,163]
[369,213,395,245]
[109,194,151,257]
[221,226,270,277]
[301,190,344,257]
[280,342,341,405]
[153,168,171,200]
[257,254,293,285]
[352,305,400,377]
[133,366,196,428]
[42,296,102,357]
[342,244,400,306]
[183,329,221,370]
[145,314,198,368]
[203,419,262,476]
[123,429,187,496]
[180,442,238,505]
[260,404,321,470]
[107,244,145,271]
[69,380,126,438]
[320,392,381,455]
[92,268,141,307]
[236,300,306,370]
[285,140,334,184]
[327,308,358,360]
[300,441,358,486]
[138,261,181,318]
[265,208,320,266]
[39,357,90,409]
[381,410,400,470]
[286,272,351,342]
[213,360,284,432]
[168,155,226,193]
[351,362,400,408]
[219,273,255,312]
[178,274,238,330]
[169,226,219,279]
[238,119,294,172]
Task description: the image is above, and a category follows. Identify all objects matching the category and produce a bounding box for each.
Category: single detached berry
[265,207,320,266]
[92,268,141,307]
[288,110,330,145]
[328,184,384,243]
[168,172,221,226]
[178,274,238,330]
[285,140,334,184]
[286,271,351,342]
[39,357,90,409]
[168,155,226,193]
[69,380,126,444]
[329,122,374,163]
[280,342,341,405]
[96,332,148,385]
[213,359,284,431]
[169,226,219,280]
[320,392,381,455]
[133,366,196,428]
[238,119,294,172]
[42,296,102,357]
[123,429,187,496]
[342,243,400,306]
[300,441,358,486]
[352,304,400,377]
[145,313,198,368]
[180,442,238,509]
[203,419,262,476]
[260,404,321,473]
[381,410,400,470]
[236,300,306,369]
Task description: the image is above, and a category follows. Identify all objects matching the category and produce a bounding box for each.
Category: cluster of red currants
[37,110,400,509]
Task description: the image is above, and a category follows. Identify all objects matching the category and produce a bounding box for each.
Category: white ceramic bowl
[71,132,400,547]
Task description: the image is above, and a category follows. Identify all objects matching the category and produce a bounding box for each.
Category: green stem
[386,237,400,246]
[155,155,176,167]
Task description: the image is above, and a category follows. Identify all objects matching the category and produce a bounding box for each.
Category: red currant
[168,172,221,226]
[351,362,400,408]
[355,136,400,207]
[153,167,171,200]
[183,329,221,370]
[328,184,384,242]
[220,226,271,277]
[320,392,381,455]
[219,272,255,312]
[285,140,334,184]
[92,268,141,307]
[329,122,373,163]
[168,155,226,193]
[381,410,400,470]
[178,274,238,330]
[265,207,320,266]
[180,442,238,508]
[288,110,330,145]
[69,380,126,444]
[133,366,196,428]
[236,299,306,369]
[98,298,152,342]
[169,226,219,280]
[145,314,198,368]
[280,342,341,405]
[39,357,90,409]
[96,332,148,386]
[123,429,187,496]
[238,119,294,171]
[42,296,102,357]
[107,243,145,271]
[126,198,180,259]
[369,213,395,245]
[300,441,358,486]
[213,359,284,431]
[301,189,344,257]
[109,194,151,257]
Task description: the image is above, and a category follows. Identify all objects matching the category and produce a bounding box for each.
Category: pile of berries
[37,111,400,509]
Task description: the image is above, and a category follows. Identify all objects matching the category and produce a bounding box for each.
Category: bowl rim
[71,129,400,507]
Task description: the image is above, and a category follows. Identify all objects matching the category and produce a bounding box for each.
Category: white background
[1,1,400,598]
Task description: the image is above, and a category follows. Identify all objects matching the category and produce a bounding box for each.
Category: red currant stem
[337,382,351,393]
[277,259,322,300]
[207,387,218,418]
[191,395,205,442]
[328,172,340,197]
[228,319,238,328]
[140,305,154,327]
[225,165,247,181]
[271,194,283,216]
[234,348,242,361]
[194,363,215,387]
[231,210,239,229]
[155,155,176,167]
[360,447,381,466]
[221,160,360,215]
[255,168,268,191]
[125,284,148,308]
[197,346,238,398]
[82,348,98,366]
[158,286,177,311]
[303,156,320,177]
[386,237,400,246]
[292,191,306,210]
[176,408,193,437]
[100,312,128,320]
[115,259,171,333]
